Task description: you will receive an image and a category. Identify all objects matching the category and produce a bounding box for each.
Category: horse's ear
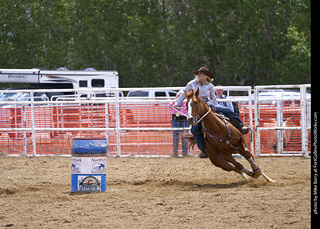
[185,90,192,97]
[195,88,200,97]
[185,87,194,98]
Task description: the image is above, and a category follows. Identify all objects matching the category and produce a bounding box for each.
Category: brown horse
[185,88,274,182]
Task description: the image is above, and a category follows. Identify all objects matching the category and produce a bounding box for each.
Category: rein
[172,106,188,117]
[196,107,211,124]
[172,104,211,121]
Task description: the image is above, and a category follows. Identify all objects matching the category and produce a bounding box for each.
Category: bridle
[187,96,211,125]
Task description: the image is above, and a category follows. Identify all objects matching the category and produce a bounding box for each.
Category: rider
[173,67,249,158]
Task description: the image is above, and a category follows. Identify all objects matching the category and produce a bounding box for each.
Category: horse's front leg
[237,137,262,177]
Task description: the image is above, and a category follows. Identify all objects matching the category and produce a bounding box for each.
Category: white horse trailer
[0,68,119,89]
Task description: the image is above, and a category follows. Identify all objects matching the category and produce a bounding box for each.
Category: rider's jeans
[191,122,205,150]
[214,105,244,125]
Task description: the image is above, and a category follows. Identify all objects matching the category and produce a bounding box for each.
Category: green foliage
[0,0,311,88]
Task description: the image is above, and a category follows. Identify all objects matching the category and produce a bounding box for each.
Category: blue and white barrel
[71,138,107,192]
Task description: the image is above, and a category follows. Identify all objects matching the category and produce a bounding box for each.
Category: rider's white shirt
[175,79,217,107]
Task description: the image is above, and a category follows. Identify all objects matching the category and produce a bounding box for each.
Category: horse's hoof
[252,167,262,178]
[262,172,276,183]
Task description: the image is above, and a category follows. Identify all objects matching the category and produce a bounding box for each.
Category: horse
[185,88,274,182]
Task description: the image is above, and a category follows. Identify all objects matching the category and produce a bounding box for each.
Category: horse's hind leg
[208,152,248,181]
[221,153,254,178]
[208,153,238,172]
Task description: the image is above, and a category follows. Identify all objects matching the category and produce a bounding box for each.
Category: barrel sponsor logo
[78,176,101,192]
[71,157,106,174]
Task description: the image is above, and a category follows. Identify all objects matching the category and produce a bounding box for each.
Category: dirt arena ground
[0,156,311,228]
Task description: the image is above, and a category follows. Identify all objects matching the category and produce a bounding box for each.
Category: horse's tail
[181,133,197,150]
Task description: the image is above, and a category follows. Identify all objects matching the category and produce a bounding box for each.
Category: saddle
[214,112,242,132]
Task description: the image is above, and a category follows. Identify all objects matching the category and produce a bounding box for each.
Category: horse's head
[185,88,204,125]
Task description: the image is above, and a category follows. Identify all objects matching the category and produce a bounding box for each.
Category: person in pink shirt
[168,90,189,157]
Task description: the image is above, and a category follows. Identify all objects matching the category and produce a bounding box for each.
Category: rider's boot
[199,148,209,158]
[240,125,250,135]
[230,120,250,135]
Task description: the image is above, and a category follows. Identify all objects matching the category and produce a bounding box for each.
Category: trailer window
[92,79,104,87]
[155,92,166,97]
[169,92,177,97]
[79,80,87,87]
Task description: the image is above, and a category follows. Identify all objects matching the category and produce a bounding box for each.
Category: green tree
[0,0,311,88]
